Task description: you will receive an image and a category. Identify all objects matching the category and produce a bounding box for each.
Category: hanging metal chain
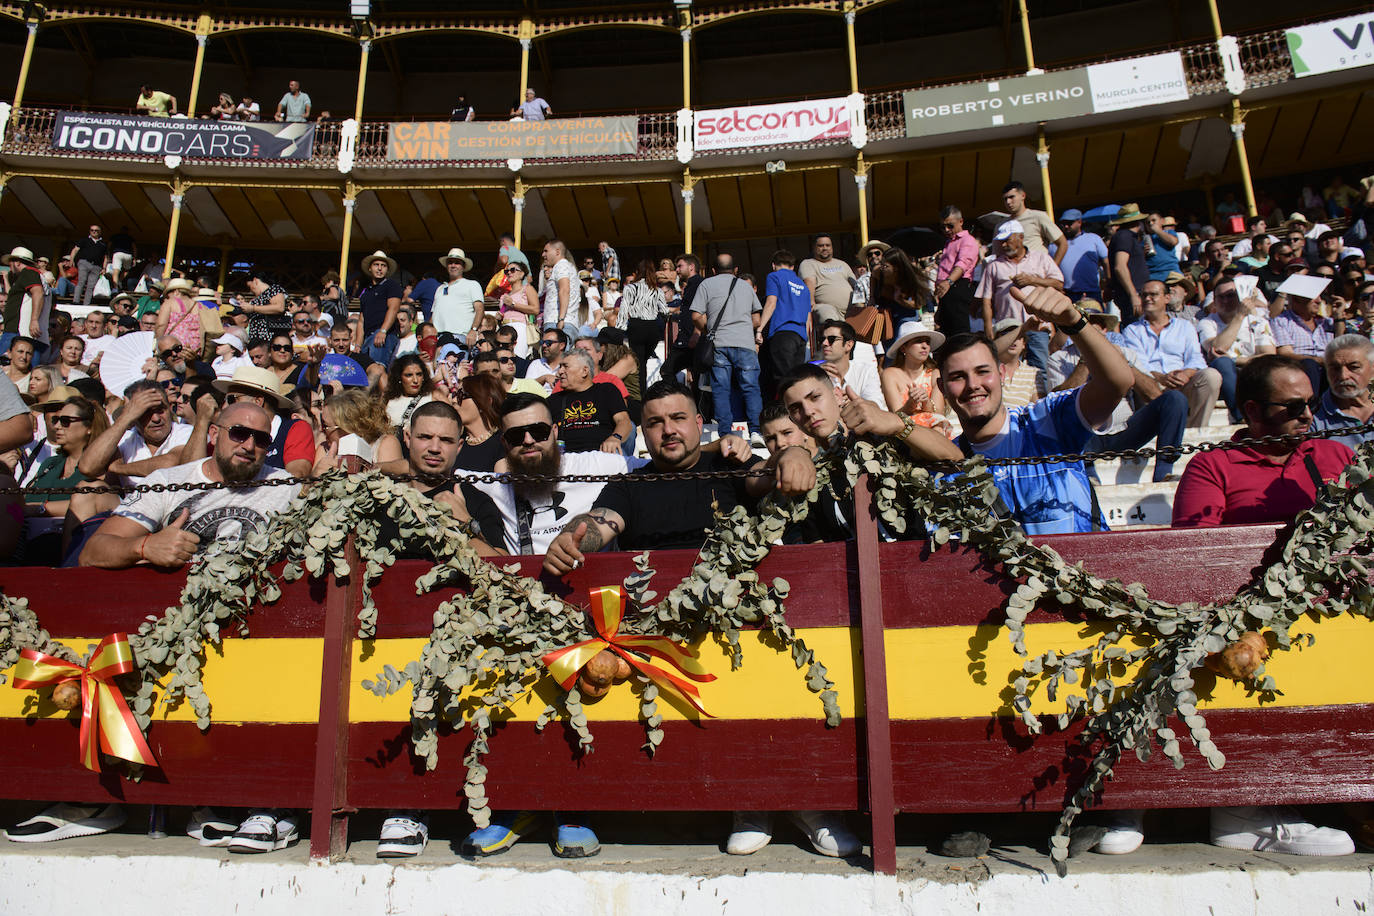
[7,421,1372,497]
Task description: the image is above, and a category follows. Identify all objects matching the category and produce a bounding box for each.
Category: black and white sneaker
[5,803,126,843]
[187,807,240,847]
[377,811,429,858]
[227,809,300,853]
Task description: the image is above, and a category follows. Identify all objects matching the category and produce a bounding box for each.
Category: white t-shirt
[386,394,433,429]
[212,353,253,379]
[524,358,559,394]
[1197,311,1276,360]
[394,333,418,358]
[540,260,582,329]
[836,359,884,407]
[432,278,485,336]
[116,423,194,486]
[113,459,300,551]
[476,450,649,555]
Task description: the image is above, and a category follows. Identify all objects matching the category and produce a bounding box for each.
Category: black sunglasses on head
[502,422,554,447]
[217,423,272,449]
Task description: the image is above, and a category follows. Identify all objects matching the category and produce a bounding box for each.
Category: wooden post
[11,18,39,126]
[163,179,188,279]
[309,529,359,860]
[353,39,371,123]
[1229,101,1258,218]
[1017,0,1037,71]
[186,15,213,118]
[854,155,870,244]
[1036,125,1055,220]
[843,2,859,94]
[853,474,896,874]
[338,182,358,288]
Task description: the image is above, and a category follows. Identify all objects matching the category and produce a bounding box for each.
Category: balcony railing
[0,23,1327,174]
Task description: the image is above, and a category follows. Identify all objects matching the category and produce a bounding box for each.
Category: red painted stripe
[0,720,317,807]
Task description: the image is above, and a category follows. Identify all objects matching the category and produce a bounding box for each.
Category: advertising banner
[52,112,315,160]
[904,52,1188,138]
[386,117,638,161]
[694,97,850,151]
[1286,13,1374,77]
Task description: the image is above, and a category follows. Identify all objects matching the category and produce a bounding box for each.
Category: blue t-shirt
[1145,234,1181,281]
[1056,233,1109,294]
[957,389,1105,535]
[410,277,440,320]
[764,268,811,339]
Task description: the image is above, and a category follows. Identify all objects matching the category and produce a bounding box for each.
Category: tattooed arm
[542,508,626,575]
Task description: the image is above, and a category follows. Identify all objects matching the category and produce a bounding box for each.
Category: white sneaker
[228,809,300,854]
[186,807,238,845]
[790,810,861,858]
[1095,809,1145,855]
[4,803,126,843]
[1210,806,1355,856]
[378,811,428,858]
[726,811,773,855]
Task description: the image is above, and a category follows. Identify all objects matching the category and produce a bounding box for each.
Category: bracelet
[137,534,150,562]
[892,414,917,442]
[609,432,623,441]
[1060,315,1089,335]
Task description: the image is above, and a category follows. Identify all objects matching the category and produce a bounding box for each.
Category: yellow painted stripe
[4,617,1371,726]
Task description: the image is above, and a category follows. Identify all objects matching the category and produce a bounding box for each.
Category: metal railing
[0,23,1322,172]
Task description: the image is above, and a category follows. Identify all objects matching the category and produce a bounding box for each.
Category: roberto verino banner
[904,52,1188,138]
[386,117,638,161]
[52,113,315,160]
[1287,13,1374,77]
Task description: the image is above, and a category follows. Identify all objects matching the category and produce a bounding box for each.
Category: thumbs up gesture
[141,508,202,568]
[544,520,592,576]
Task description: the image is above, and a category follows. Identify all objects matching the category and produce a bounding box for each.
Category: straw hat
[163,278,195,295]
[437,247,474,271]
[360,250,398,277]
[1109,203,1146,225]
[32,386,82,411]
[887,318,945,361]
[211,365,294,410]
[859,239,891,260]
[2,246,35,266]
[1076,299,1120,331]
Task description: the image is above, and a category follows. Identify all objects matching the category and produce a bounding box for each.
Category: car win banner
[386,117,638,161]
[52,112,315,160]
[1286,13,1374,77]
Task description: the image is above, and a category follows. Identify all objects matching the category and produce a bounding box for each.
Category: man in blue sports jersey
[936,286,1133,534]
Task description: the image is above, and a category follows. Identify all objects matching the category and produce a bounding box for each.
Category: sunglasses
[1259,398,1317,419]
[157,378,181,390]
[158,345,183,359]
[540,339,559,347]
[505,267,524,275]
[502,422,554,447]
[50,415,87,428]
[294,318,313,324]
[270,344,294,352]
[497,356,515,363]
[820,335,845,345]
[217,423,272,449]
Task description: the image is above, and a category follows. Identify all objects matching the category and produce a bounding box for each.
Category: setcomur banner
[694,97,851,151]
[52,112,314,160]
[386,117,637,161]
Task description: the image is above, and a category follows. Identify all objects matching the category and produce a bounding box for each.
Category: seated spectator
[383,354,437,430]
[53,336,89,385]
[1122,280,1221,428]
[210,332,252,379]
[816,319,882,407]
[22,394,108,564]
[77,380,197,487]
[525,328,566,393]
[1198,278,1276,423]
[211,366,314,477]
[5,336,35,393]
[1043,303,1186,483]
[546,348,631,453]
[939,286,1133,534]
[1312,335,1374,449]
[452,374,505,471]
[880,320,949,435]
[493,343,544,397]
[289,310,326,360]
[991,318,1040,410]
[311,389,401,471]
[758,401,810,457]
[1271,281,1344,395]
[1173,354,1353,527]
[264,333,302,387]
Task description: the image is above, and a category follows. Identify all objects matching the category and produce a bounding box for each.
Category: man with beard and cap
[79,401,300,568]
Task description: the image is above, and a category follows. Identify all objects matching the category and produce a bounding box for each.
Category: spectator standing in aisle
[69,226,108,309]
[108,226,136,292]
[1107,204,1150,326]
[1056,209,1108,303]
[275,80,311,123]
[539,240,582,341]
[1,247,45,356]
[934,207,977,337]
[760,249,812,396]
[597,241,621,283]
[1145,213,1182,281]
[692,254,764,442]
[1002,181,1066,266]
[975,220,1062,372]
[355,251,403,366]
[614,259,668,387]
[798,233,855,344]
[432,247,485,346]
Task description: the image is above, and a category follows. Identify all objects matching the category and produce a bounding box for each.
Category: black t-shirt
[74,237,107,264]
[1108,228,1147,302]
[592,451,760,551]
[547,382,627,452]
[384,480,505,557]
[109,233,135,255]
[673,275,704,347]
[360,277,404,336]
[3,267,42,331]
[454,433,502,472]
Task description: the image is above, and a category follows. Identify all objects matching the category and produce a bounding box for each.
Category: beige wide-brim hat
[109,293,136,309]
[437,247,474,271]
[1109,203,1146,225]
[360,249,399,277]
[1077,298,1120,331]
[887,319,945,360]
[163,278,195,295]
[859,239,891,260]
[211,365,294,410]
[32,386,82,411]
[2,246,35,266]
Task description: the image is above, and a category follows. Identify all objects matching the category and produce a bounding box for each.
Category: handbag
[845,303,891,346]
[693,276,739,372]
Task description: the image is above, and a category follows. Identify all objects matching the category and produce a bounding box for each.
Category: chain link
[7,422,1372,497]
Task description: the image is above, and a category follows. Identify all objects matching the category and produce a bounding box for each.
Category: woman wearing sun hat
[155,278,203,355]
[880,318,951,437]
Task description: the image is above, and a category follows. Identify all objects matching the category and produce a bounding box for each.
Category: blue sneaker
[460,811,538,858]
[553,819,601,859]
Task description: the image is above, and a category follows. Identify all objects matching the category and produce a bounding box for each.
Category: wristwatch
[892,413,917,442]
[1060,312,1088,335]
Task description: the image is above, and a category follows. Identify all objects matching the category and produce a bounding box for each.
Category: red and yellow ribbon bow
[542,585,717,716]
[11,633,159,772]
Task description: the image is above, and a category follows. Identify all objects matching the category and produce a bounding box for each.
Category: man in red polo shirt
[1172,354,1353,527]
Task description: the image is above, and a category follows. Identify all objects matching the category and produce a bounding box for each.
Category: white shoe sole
[5,818,124,843]
[1211,834,1355,856]
[228,830,299,853]
[377,839,426,858]
[725,833,772,855]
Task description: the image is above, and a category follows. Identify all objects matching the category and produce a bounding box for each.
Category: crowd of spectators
[0,166,1372,862]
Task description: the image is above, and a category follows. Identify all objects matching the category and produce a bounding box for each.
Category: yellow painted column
[680,17,692,110]
[216,244,231,292]
[186,14,213,118]
[854,155,869,243]
[339,182,358,285]
[1036,125,1054,220]
[843,2,859,94]
[163,180,188,277]
[518,19,533,102]
[353,39,371,122]
[1017,0,1037,71]
[682,169,696,255]
[1205,0,1224,39]
[512,178,526,249]
[1229,101,1258,218]
[10,19,40,126]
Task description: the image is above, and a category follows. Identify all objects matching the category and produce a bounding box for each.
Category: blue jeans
[1209,355,1241,423]
[367,330,399,367]
[544,320,582,343]
[1024,329,1050,373]
[1090,389,1187,481]
[710,346,763,437]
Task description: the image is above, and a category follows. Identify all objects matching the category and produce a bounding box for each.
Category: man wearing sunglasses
[524,329,567,393]
[80,401,300,569]
[494,345,544,397]
[76,379,201,488]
